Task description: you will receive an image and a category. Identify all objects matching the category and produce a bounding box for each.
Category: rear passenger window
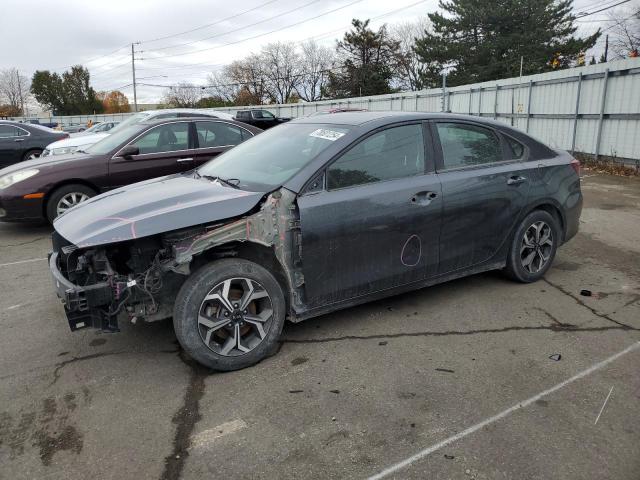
[436,123,502,169]
[0,125,18,138]
[195,122,244,147]
[506,136,525,159]
[327,124,425,190]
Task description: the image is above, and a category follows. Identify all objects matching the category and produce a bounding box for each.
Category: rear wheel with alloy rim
[504,210,559,282]
[23,149,42,161]
[46,184,96,222]
[174,259,286,371]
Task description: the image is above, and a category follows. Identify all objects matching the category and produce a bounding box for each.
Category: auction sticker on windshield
[309,128,346,141]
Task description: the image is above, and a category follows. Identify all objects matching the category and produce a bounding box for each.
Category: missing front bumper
[49,251,119,332]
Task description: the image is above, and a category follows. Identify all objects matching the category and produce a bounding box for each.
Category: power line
[576,0,632,18]
[142,0,364,60]
[139,0,280,44]
[142,0,324,53]
[50,44,130,72]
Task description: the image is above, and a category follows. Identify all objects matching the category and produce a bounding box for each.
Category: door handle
[507,175,526,185]
[14,138,24,142]
[411,191,438,206]
[176,157,194,163]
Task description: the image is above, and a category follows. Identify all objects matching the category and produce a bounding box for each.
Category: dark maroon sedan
[0,117,261,222]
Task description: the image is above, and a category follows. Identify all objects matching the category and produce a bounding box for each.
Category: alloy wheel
[27,152,41,160]
[520,221,554,273]
[197,277,273,357]
[56,192,91,216]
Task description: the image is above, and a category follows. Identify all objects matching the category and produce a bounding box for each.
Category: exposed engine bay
[49,189,303,332]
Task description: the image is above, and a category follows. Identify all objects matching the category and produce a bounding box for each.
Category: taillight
[570,158,580,176]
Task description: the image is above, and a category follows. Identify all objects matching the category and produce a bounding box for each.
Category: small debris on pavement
[378,341,388,346]
[331,416,336,421]
[330,389,340,394]
[435,368,455,373]
[444,454,455,460]
[289,389,304,394]
[549,354,562,361]
[580,289,592,297]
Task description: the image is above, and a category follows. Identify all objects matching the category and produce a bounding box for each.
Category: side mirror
[118,145,139,159]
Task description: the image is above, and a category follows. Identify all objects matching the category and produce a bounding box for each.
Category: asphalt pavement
[0,171,638,480]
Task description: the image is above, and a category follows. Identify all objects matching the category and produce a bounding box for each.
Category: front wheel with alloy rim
[504,210,559,283]
[173,259,286,371]
[46,184,96,222]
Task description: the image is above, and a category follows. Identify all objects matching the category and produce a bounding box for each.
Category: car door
[432,120,533,274]
[0,125,22,166]
[192,121,253,166]
[297,122,442,307]
[107,121,194,188]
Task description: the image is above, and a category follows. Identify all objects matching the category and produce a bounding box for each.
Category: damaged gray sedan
[49,112,582,371]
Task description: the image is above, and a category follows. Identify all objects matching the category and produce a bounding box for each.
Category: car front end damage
[49,189,304,332]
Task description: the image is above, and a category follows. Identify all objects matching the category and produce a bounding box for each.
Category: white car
[68,121,119,137]
[42,109,235,156]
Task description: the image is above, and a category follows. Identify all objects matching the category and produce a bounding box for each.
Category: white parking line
[367,341,640,480]
[0,257,47,268]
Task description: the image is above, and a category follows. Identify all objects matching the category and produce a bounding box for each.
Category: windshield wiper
[200,174,241,189]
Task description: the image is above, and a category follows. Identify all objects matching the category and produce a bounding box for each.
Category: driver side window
[131,122,189,154]
[327,124,425,190]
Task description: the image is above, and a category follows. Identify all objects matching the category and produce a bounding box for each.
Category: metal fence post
[441,73,447,112]
[595,69,610,161]
[415,93,419,111]
[478,87,483,116]
[525,80,533,133]
[571,72,583,154]
[494,85,499,120]
[468,89,473,115]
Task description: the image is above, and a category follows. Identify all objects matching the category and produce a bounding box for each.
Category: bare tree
[260,42,301,104]
[206,69,239,103]
[390,18,432,91]
[0,68,31,116]
[296,40,335,101]
[161,82,202,108]
[608,5,640,59]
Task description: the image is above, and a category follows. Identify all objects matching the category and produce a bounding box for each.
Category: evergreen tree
[31,65,103,115]
[414,0,600,87]
[327,19,401,98]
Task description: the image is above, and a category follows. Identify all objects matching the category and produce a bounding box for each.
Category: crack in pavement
[0,236,47,249]
[543,278,635,330]
[160,349,211,480]
[281,323,638,345]
[49,349,180,386]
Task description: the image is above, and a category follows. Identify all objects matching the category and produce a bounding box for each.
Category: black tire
[173,258,286,371]
[46,184,96,223]
[22,149,42,161]
[504,210,559,283]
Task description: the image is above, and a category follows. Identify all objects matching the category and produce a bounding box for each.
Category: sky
[0,0,617,105]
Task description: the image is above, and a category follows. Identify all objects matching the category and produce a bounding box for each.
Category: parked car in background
[72,121,119,136]
[42,109,235,157]
[0,121,68,167]
[63,124,89,133]
[234,109,291,129]
[46,112,582,371]
[0,117,260,222]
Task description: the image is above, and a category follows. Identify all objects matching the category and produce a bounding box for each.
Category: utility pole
[131,43,138,112]
[603,35,609,63]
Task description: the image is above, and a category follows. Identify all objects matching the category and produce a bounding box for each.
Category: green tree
[414,0,601,87]
[31,65,103,115]
[196,96,234,108]
[326,19,400,98]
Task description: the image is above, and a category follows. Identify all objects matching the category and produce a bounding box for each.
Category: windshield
[198,123,351,191]
[84,125,142,154]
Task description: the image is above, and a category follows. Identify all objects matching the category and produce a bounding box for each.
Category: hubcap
[520,221,553,273]
[198,277,273,357]
[56,192,90,216]
[28,152,41,160]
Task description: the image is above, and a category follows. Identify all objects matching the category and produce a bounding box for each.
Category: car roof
[137,116,262,132]
[290,111,515,127]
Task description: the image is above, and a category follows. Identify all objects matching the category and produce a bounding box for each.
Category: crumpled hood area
[53,174,265,248]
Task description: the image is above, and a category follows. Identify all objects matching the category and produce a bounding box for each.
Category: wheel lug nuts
[234,303,239,308]
[224,312,229,316]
